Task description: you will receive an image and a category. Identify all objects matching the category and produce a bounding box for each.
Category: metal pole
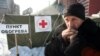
[29,14,32,48]
[15,34,19,56]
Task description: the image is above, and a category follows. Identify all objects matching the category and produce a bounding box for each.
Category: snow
[31,47,45,56]
[0,32,10,56]
[9,46,45,56]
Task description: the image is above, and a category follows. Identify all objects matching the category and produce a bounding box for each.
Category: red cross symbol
[39,20,47,28]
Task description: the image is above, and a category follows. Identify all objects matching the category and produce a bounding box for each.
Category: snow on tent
[4,14,63,49]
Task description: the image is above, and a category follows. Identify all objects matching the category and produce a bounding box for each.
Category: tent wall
[4,15,63,49]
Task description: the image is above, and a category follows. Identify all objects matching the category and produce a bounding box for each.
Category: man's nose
[68,21,73,29]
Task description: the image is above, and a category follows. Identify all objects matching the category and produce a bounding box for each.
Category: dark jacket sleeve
[45,31,69,56]
[64,36,87,56]
[45,36,65,56]
[45,23,67,56]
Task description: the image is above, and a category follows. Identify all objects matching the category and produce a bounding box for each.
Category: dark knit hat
[63,3,85,20]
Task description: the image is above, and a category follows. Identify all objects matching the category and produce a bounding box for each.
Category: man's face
[64,16,84,30]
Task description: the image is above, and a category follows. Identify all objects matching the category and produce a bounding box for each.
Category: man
[45,3,100,56]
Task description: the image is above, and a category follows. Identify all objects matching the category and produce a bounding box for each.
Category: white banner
[34,16,52,32]
[0,24,29,34]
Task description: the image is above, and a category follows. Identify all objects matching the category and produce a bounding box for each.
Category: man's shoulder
[85,17,100,33]
[52,23,66,38]
[84,17,97,27]
[55,23,66,34]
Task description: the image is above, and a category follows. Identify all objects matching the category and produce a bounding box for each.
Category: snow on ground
[31,47,45,56]
[9,46,45,56]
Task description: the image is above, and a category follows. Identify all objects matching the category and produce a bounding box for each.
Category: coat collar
[78,18,98,35]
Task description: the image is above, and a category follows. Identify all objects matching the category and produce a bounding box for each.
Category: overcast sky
[14,0,56,14]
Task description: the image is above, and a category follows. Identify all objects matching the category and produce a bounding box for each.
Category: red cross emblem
[39,20,47,28]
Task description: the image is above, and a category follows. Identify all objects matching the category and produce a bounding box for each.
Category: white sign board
[0,24,29,34]
[34,16,52,32]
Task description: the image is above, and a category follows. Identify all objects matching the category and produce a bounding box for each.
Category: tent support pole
[15,34,19,56]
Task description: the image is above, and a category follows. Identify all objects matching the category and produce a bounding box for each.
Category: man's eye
[65,18,68,21]
[72,18,76,21]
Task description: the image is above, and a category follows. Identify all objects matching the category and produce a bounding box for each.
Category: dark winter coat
[45,18,100,56]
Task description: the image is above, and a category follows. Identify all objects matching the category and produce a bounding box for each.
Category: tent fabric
[4,15,63,49]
